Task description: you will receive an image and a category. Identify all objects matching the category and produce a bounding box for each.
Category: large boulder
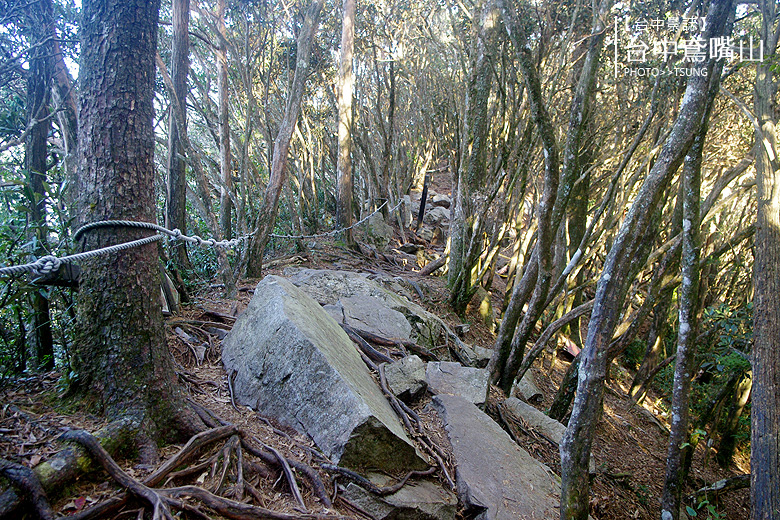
[364,212,394,250]
[432,394,561,520]
[426,362,489,406]
[222,275,425,473]
[286,269,443,347]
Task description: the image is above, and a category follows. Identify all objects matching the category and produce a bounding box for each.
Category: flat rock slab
[503,398,596,474]
[426,362,489,406]
[503,397,565,444]
[432,394,561,520]
[222,275,425,473]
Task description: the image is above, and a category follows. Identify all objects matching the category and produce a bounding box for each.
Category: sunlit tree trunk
[449,0,500,314]
[336,0,355,247]
[559,2,734,517]
[217,0,233,241]
[165,0,191,270]
[661,86,713,519]
[244,0,324,277]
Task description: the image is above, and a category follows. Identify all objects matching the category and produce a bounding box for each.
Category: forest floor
[0,192,751,519]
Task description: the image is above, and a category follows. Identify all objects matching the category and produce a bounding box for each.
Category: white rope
[0,198,408,278]
[0,235,163,277]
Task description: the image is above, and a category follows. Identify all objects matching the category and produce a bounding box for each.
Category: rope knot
[170,228,183,240]
[33,255,61,276]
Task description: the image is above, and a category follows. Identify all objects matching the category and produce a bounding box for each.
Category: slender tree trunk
[336,0,355,246]
[560,2,734,517]
[74,0,202,442]
[661,86,711,520]
[24,0,55,371]
[716,371,752,468]
[244,0,324,277]
[752,1,780,517]
[165,0,191,270]
[448,0,500,314]
[217,0,233,241]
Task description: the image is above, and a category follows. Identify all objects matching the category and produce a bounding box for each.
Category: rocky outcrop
[503,397,596,473]
[425,362,489,406]
[286,268,443,347]
[432,394,561,520]
[222,275,425,473]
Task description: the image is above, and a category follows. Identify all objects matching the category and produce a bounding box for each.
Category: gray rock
[431,194,451,208]
[503,397,565,445]
[426,362,489,406]
[385,355,427,402]
[222,275,425,473]
[423,206,450,227]
[364,212,394,250]
[342,295,413,340]
[342,478,457,520]
[457,343,492,369]
[432,394,561,520]
[511,370,543,403]
[286,269,443,347]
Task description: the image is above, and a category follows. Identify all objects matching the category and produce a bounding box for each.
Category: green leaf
[686,505,697,517]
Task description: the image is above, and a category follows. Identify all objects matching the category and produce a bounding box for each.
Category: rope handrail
[0,197,409,278]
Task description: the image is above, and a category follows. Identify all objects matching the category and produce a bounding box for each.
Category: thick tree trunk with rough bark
[336,0,355,246]
[559,2,734,518]
[165,0,191,269]
[73,0,202,442]
[24,0,55,370]
[752,1,780,517]
[244,0,324,277]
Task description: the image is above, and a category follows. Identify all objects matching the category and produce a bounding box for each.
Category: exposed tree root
[686,474,750,503]
[58,426,345,520]
[0,459,54,520]
[0,417,138,519]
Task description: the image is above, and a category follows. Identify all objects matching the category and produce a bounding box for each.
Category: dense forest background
[0,0,777,518]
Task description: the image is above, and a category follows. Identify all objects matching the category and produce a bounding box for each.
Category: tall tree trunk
[24,0,55,371]
[489,0,610,393]
[244,0,324,277]
[449,0,500,315]
[165,0,191,270]
[74,0,202,442]
[217,0,233,241]
[752,1,780,517]
[559,2,734,517]
[661,87,711,520]
[336,0,355,246]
